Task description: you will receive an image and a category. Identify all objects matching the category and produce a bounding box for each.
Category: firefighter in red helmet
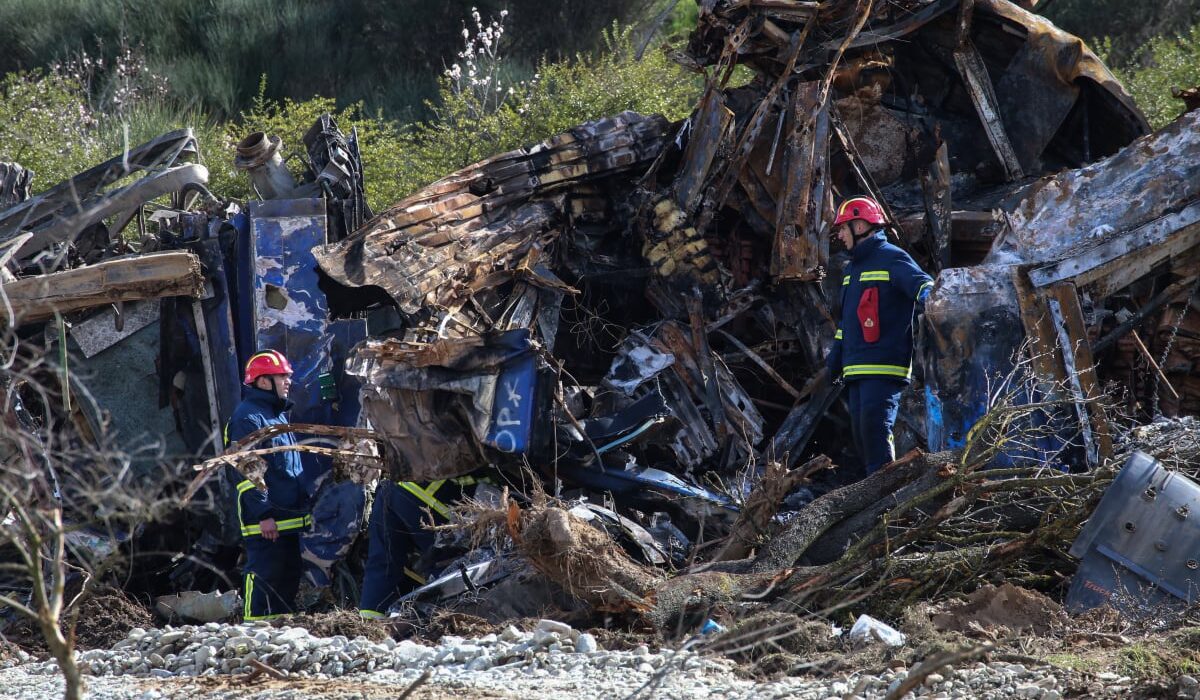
[225,350,312,620]
[826,197,933,474]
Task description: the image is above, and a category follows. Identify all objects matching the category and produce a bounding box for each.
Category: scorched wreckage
[3,0,1200,627]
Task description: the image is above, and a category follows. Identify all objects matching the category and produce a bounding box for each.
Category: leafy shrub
[391,14,701,200]
[0,59,230,198]
[0,70,101,188]
[2,8,701,212]
[1107,24,1200,130]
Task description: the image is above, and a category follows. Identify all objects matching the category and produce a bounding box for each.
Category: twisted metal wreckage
[4,0,1200,623]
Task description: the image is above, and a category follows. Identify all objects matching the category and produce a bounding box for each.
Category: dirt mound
[274,610,390,642]
[930,583,1067,636]
[74,587,155,650]
[418,611,505,641]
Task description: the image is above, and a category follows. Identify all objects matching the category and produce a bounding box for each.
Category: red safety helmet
[243,350,293,385]
[833,196,887,227]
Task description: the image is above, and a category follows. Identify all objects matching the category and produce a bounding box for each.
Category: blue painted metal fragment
[484,329,537,454]
[248,199,333,426]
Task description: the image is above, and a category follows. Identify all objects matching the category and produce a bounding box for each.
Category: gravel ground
[0,620,1166,699]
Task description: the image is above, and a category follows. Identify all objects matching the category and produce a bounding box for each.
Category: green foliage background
[0,13,700,209]
[0,1,1197,212]
[1100,25,1200,129]
[0,0,657,120]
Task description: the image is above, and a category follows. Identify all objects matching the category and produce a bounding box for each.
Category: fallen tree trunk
[749,449,941,573]
[711,455,831,562]
[0,251,203,326]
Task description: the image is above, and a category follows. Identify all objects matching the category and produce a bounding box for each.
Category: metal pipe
[234,132,297,200]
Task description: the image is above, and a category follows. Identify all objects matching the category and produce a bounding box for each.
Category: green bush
[1,10,701,212]
[0,65,232,202]
[0,70,102,188]
[1108,24,1200,130]
[392,20,701,200]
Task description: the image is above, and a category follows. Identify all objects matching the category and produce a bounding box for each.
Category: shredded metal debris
[3,0,1200,641]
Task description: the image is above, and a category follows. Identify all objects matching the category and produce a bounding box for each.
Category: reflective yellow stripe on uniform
[917,280,933,300]
[859,270,890,282]
[399,480,451,518]
[240,514,312,537]
[834,329,843,340]
[359,609,386,620]
[842,275,851,286]
[843,364,912,379]
[236,480,255,536]
[243,573,281,621]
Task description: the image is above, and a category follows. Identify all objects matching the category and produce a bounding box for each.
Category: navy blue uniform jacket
[225,385,311,537]
[826,230,933,382]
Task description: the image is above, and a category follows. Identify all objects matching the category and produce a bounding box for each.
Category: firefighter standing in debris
[358,476,485,619]
[826,196,933,474]
[226,350,311,620]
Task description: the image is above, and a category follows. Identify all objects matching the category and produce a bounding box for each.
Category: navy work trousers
[358,481,440,617]
[847,377,905,474]
[243,532,302,620]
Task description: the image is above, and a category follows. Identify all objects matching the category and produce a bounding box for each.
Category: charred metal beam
[1011,267,1067,401]
[952,0,1024,181]
[1045,283,1112,466]
[687,291,729,440]
[920,141,953,272]
[772,82,831,281]
[765,369,840,468]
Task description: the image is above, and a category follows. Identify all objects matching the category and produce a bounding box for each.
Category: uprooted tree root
[508,502,663,613]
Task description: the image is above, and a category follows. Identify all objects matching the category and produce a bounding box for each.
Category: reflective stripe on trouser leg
[243,534,301,620]
[848,377,904,474]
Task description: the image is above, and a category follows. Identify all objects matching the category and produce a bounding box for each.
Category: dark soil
[73,587,155,650]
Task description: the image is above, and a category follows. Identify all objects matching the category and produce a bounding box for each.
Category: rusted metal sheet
[674,89,735,213]
[772,82,830,281]
[0,251,203,326]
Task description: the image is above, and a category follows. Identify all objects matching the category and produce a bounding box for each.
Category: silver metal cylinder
[234,132,297,200]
